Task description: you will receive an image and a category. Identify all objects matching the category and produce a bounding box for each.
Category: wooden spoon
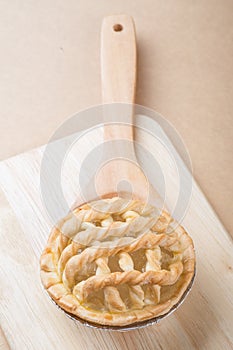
[93,14,163,209]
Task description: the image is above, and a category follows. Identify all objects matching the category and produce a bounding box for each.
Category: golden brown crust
[40,197,195,326]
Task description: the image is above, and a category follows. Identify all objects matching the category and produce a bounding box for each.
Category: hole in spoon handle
[113,23,123,32]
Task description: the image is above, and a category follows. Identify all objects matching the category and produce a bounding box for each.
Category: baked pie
[40,197,195,327]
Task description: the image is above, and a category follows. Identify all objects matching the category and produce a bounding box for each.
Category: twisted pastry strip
[46,199,167,274]
[70,215,157,246]
[85,197,158,216]
[57,242,83,278]
[95,257,127,312]
[58,202,159,247]
[63,231,180,289]
[144,247,161,304]
[119,252,145,309]
[73,261,183,302]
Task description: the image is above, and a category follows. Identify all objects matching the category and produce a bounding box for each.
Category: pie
[40,197,195,327]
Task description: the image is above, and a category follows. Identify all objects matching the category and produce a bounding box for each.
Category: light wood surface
[0,125,232,349]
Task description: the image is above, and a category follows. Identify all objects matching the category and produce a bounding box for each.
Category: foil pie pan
[45,268,195,332]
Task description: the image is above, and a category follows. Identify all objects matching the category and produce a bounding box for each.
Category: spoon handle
[101,14,137,142]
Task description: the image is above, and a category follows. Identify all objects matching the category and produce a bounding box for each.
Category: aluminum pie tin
[45,267,196,332]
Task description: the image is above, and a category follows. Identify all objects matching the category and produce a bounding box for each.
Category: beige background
[0,0,232,235]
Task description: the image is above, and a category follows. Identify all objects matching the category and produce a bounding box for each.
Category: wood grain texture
[0,127,232,349]
[0,328,10,350]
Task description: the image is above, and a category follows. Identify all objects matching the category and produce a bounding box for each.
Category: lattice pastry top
[40,197,195,326]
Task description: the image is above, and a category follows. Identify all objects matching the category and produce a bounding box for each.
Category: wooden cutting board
[0,126,232,350]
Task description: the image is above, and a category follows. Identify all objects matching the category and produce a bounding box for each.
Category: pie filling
[40,197,195,326]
